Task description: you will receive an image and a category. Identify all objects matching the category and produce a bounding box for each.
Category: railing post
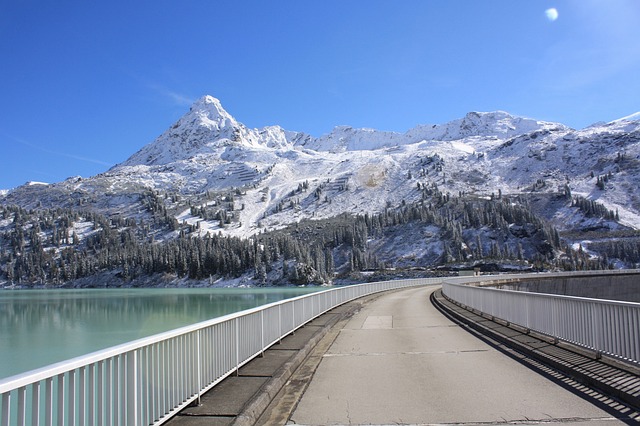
[524,292,530,330]
[260,310,265,357]
[126,351,138,426]
[105,361,111,426]
[45,377,53,426]
[79,368,85,426]
[68,370,75,426]
[57,373,64,426]
[592,302,602,356]
[17,387,26,426]
[235,317,240,376]
[2,392,10,426]
[97,361,104,426]
[159,343,166,420]
[197,331,202,406]
[32,381,40,426]
[278,304,282,344]
[87,364,94,426]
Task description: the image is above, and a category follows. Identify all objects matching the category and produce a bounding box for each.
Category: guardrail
[0,277,440,426]
[442,272,640,365]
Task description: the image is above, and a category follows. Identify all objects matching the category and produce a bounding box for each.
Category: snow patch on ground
[72,220,98,241]
[450,141,476,154]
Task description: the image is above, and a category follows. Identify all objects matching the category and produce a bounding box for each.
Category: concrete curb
[231,327,326,426]
[231,295,371,426]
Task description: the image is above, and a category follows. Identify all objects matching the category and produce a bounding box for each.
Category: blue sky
[1,0,639,190]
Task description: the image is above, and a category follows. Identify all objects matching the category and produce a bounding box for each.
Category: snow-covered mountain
[82,96,636,233]
[3,95,640,287]
[4,95,640,234]
[3,95,640,246]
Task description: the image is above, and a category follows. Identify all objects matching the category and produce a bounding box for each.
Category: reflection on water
[0,287,319,380]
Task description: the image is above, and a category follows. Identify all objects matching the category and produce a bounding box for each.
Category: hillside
[1,96,639,287]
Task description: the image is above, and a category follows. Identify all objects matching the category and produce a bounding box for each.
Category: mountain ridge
[117,96,570,166]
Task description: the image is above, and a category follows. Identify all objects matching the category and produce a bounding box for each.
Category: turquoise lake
[0,287,320,380]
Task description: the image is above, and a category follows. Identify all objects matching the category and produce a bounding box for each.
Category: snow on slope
[407,111,566,142]
[4,96,640,238]
[297,111,565,153]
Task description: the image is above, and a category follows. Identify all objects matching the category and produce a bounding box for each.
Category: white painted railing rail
[0,277,440,426]
[442,271,640,365]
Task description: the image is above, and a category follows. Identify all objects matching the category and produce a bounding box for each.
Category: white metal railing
[442,272,640,365]
[0,277,440,426]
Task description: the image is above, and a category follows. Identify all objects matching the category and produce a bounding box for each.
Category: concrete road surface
[289,286,622,425]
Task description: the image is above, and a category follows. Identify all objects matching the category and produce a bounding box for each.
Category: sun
[545,8,559,22]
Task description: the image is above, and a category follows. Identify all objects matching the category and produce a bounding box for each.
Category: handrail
[442,271,640,365]
[0,277,440,426]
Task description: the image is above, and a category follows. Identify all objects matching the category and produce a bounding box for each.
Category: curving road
[288,286,621,425]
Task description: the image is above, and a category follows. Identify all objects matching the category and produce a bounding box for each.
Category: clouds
[148,85,195,107]
[4,132,113,167]
[123,69,195,107]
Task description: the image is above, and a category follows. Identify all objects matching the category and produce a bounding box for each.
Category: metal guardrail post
[196,332,202,406]
[17,387,25,426]
[57,372,65,425]
[278,304,282,344]
[126,351,138,426]
[32,381,40,426]
[235,317,240,376]
[260,310,265,357]
[96,362,103,426]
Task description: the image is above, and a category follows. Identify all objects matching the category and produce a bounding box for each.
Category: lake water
[0,287,320,380]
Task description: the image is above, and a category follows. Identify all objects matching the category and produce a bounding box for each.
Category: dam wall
[494,273,640,302]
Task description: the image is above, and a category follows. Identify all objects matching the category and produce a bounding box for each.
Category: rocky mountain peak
[116,96,243,167]
[434,111,565,141]
[189,95,238,130]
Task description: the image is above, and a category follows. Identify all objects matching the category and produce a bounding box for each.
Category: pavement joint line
[379,324,461,330]
[180,413,236,418]
[286,415,622,425]
[322,349,493,357]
